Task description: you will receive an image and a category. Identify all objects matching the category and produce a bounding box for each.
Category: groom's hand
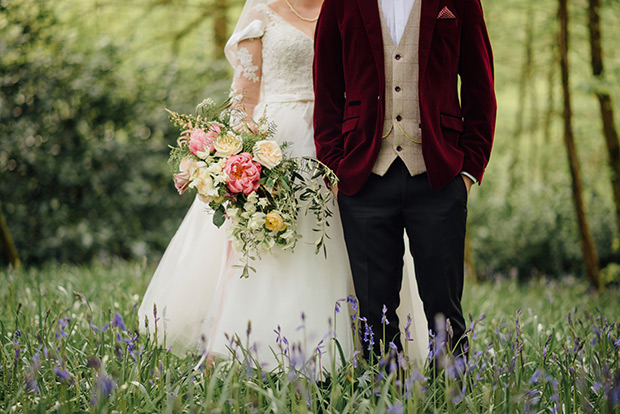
[461,175,473,196]
[330,184,338,199]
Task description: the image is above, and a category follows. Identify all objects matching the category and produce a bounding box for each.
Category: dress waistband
[262,92,315,104]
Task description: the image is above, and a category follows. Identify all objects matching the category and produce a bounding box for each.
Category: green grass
[1,261,619,413]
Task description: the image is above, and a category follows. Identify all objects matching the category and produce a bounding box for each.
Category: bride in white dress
[138,0,428,371]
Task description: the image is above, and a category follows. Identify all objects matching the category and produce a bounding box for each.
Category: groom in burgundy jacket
[313,0,496,358]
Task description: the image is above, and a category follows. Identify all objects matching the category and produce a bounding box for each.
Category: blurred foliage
[0,0,230,264]
[1,0,620,280]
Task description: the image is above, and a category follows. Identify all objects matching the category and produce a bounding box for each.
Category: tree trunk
[587,0,620,235]
[558,0,601,290]
[541,37,557,183]
[213,0,229,58]
[0,202,21,268]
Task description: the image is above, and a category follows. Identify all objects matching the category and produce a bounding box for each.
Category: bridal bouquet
[167,97,338,278]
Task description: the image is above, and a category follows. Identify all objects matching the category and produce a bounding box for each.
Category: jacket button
[396,146,403,152]
[395,86,401,92]
[396,115,402,122]
[395,54,401,60]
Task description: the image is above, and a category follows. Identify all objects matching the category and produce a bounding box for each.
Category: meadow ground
[1,261,619,413]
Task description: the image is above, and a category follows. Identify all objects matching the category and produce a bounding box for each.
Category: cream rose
[214,132,243,157]
[264,211,287,232]
[252,140,282,169]
[179,158,205,175]
[190,167,219,202]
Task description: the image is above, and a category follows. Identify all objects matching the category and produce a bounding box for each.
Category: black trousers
[338,158,468,358]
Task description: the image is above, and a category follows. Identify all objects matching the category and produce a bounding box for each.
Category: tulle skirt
[138,100,429,370]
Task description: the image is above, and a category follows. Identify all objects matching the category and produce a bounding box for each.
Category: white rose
[252,140,282,169]
[248,212,266,230]
[213,132,243,157]
[190,167,219,201]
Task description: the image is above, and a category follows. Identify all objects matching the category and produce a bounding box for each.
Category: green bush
[0,0,229,264]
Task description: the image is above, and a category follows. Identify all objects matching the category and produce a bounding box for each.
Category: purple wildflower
[56,317,70,339]
[405,315,413,341]
[347,296,359,311]
[54,365,72,384]
[112,313,127,331]
[352,350,360,368]
[386,401,404,414]
[529,369,543,385]
[316,340,325,356]
[381,304,389,325]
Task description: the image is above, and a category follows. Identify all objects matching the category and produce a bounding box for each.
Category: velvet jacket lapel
[418,0,440,78]
[355,0,385,90]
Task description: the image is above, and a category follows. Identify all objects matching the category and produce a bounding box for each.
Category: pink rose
[187,128,217,155]
[224,152,262,195]
[173,171,191,194]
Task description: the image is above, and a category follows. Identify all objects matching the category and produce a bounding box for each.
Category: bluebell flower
[347,296,358,311]
[405,315,412,341]
[529,369,543,384]
[54,365,72,384]
[386,401,404,414]
[112,313,127,331]
[381,304,389,325]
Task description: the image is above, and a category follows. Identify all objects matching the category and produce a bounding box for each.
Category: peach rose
[252,140,282,169]
[173,171,191,194]
[224,152,262,195]
[264,211,286,232]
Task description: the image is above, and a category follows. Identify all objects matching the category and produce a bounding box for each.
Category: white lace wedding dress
[138,3,429,370]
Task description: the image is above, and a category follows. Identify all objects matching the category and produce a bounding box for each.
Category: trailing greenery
[0,261,618,412]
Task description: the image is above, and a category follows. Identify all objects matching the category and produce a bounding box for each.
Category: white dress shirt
[380,0,415,46]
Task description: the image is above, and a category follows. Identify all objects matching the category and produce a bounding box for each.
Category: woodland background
[2,0,620,288]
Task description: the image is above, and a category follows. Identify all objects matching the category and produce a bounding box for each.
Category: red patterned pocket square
[437,6,457,19]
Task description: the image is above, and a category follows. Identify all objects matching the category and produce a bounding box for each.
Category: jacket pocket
[342,103,361,135]
[341,116,360,135]
[440,113,464,132]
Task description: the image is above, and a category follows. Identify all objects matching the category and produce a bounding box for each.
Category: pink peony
[224,152,262,195]
[187,128,217,155]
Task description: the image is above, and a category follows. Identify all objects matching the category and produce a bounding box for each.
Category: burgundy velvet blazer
[313,0,497,195]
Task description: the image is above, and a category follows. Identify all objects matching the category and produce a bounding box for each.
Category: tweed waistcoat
[372,0,426,176]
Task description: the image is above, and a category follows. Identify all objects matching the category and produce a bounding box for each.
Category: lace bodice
[229,4,315,115]
[257,6,314,101]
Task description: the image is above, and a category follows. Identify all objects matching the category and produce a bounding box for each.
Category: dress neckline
[262,4,315,41]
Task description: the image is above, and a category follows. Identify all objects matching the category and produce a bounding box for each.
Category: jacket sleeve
[458,0,497,183]
[313,0,346,175]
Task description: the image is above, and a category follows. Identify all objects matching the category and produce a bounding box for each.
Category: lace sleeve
[231,37,262,118]
[227,7,267,119]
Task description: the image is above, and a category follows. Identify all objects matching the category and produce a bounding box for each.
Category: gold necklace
[284,0,319,22]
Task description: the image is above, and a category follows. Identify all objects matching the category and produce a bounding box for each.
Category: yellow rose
[213,132,243,157]
[252,140,282,169]
[264,211,286,232]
